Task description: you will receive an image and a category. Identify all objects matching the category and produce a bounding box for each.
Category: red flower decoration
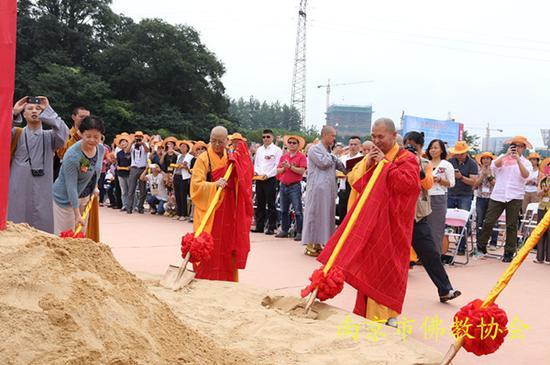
[452,299,508,356]
[181,232,215,264]
[59,230,85,238]
[300,266,345,301]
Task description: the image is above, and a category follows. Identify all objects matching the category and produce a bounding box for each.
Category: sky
[111,0,550,148]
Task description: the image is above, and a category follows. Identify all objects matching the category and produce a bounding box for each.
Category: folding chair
[518,202,539,248]
[444,208,474,265]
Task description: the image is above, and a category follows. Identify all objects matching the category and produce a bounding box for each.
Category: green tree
[463,130,481,154]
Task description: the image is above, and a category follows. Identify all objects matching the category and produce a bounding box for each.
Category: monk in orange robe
[318,118,421,323]
[190,126,254,281]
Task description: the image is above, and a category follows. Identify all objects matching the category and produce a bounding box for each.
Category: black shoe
[294,233,302,242]
[150,210,157,215]
[502,254,513,263]
[476,244,487,254]
[250,228,263,233]
[275,231,288,238]
[126,210,133,214]
[138,208,144,214]
[440,289,462,303]
[265,229,275,235]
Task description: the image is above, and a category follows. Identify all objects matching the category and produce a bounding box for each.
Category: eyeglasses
[287,141,297,145]
[262,135,272,139]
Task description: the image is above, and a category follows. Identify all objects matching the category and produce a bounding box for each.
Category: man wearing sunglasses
[252,129,282,235]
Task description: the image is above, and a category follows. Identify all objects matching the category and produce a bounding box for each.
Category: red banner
[0,0,17,230]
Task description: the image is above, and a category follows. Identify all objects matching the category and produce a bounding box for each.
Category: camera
[27,96,41,104]
[404,144,417,154]
[31,169,45,177]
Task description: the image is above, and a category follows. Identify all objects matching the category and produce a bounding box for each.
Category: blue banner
[402,115,463,147]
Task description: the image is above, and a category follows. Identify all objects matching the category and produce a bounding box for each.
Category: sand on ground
[0,222,440,364]
[144,273,442,365]
[0,223,251,365]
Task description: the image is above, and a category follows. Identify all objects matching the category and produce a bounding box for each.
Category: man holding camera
[477,136,532,262]
[9,96,70,233]
[125,131,149,214]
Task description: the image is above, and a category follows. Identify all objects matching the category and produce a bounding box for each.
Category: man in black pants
[404,131,461,304]
[252,129,282,235]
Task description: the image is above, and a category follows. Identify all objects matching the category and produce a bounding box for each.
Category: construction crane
[465,122,503,151]
[291,0,308,128]
[317,79,374,111]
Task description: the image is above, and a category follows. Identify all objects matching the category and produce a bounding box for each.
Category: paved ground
[100,206,549,365]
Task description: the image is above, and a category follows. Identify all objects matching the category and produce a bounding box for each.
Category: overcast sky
[111,0,550,148]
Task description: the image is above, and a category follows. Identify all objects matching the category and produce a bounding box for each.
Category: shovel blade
[159,264,196,290]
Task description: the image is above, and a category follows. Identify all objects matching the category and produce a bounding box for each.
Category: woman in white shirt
[425,139,456,255]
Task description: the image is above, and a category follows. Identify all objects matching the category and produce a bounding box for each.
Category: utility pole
[482,123,504,151]
[291,0,307,129]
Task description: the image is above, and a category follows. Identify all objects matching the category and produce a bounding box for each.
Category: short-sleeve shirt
[490,155,531,202]
[448,156,478,197]
[276,151,307,185]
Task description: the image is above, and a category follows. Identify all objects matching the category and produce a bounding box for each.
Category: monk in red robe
[318,118,421,323]
[190,126,253,281]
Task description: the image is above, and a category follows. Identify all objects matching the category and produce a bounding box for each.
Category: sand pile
[0,223,252,365]
[145,277,442,365]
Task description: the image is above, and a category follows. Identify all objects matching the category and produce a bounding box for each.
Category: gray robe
[302,143,345,246]
[8,106,70,233]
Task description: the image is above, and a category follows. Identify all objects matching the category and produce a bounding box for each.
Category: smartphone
[27,96,41,104]
[510,143,517,153]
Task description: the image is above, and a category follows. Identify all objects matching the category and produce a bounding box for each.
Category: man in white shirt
[337,136,363,224]
[477,136,531,262]
[252,129,282,235]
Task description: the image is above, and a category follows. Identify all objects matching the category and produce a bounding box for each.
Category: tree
[463,130,481,154]
[14,1,232,142]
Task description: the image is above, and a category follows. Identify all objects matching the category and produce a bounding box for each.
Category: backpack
[10,127,23,164]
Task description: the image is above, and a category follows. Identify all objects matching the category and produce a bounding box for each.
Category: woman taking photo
[425,139,455,254]
[53,116,105,235]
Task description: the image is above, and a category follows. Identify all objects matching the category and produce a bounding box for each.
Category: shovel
[161,164,234,290]
[60,195,95,238]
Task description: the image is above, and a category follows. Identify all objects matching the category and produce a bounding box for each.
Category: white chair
[444,208,473,265]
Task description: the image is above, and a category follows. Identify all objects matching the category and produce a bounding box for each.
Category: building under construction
[326,104,373,141]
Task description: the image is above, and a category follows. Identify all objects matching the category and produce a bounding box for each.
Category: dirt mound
[0,223,252,365]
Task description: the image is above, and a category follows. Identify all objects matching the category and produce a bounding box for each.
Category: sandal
[304,243,320,257]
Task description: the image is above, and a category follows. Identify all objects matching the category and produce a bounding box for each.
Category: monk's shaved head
[210,125,228,139]
[321,125,336,136]
[372,118,396,133]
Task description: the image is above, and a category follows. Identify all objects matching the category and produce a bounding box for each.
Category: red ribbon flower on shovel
[59,230,85,238]
[452,299,508,356]
[181,232,214,264]
[301,265,345,301]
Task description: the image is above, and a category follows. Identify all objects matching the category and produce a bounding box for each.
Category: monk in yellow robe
[190,126,254,281]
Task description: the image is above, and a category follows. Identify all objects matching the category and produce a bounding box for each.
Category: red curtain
[0,0,17,230]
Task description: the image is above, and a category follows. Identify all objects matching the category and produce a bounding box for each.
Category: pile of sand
[0,223,251,365]
[146,277,442,365]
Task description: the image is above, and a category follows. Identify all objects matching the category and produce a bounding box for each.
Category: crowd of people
[8,96,550,324]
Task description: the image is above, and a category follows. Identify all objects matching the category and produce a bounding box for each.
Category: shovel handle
[74,195,96,235]
[304,288,318,314]
[174,252,191,284]
[195,163,234,237]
